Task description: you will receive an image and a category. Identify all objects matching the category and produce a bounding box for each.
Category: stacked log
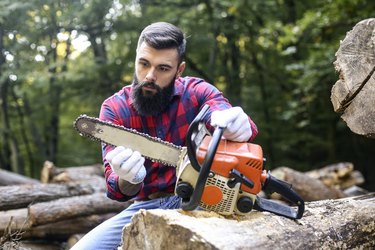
[0,161,370,249]
[40,161,104,183]
[269,162,366,202]
[0,161,130,249]
[0,169,40,186]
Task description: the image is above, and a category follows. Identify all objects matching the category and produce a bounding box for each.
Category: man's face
[131,42,185,116]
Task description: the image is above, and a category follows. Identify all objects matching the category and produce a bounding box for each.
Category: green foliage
[0,0,374,190]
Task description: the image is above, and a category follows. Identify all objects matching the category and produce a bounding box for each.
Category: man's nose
[145,68,156,82]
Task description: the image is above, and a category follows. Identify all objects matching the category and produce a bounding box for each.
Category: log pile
[269,162,366,202]
[0,161,370,249]
[0,161,130,250]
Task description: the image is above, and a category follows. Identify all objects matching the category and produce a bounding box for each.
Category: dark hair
[137,22,186,63]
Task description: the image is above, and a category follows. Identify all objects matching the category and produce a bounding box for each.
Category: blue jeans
[70,195,182,250]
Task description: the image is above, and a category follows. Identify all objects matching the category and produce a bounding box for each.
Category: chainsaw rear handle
[182,105,224,210]
[254,173,305,219]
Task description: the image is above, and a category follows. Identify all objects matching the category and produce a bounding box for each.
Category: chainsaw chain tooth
[73,115,182,167]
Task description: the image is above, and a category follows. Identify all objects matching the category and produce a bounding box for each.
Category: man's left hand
[210,107,252,142]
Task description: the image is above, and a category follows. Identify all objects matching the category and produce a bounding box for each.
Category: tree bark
[122,193,375,250]
[0,169,40,186]
[0,177,105,211]
[28,192,130,226]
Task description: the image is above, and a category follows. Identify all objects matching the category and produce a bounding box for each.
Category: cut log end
[331,18,375,137]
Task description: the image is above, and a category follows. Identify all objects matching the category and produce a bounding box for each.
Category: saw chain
[73,115,184,167]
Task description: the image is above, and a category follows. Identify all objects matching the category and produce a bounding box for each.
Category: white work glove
[210,107,252,142]
[105,146,147,184]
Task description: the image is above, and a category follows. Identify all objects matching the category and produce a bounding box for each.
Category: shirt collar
[172,77,184,97]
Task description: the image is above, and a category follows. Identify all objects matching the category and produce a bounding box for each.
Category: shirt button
[157,129,163,137]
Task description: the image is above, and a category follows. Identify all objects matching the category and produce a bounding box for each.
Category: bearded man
[71,21,258,250]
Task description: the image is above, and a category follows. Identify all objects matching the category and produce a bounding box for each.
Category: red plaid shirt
[99,76,258,201]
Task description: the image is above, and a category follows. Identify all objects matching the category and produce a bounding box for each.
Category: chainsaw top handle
[182,104,224,210]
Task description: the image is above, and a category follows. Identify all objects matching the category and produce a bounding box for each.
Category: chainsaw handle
[186,104,211,172]
[255,173,305,219]
[182,124,224,211]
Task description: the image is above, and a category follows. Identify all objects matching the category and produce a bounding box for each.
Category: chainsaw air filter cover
[197,137,264,195]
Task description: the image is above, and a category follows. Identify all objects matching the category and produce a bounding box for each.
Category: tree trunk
[0,177,105,211]
[10,86,35,175]
[122,193,375,250]
[223,15,242,106]
[0,78,23,173]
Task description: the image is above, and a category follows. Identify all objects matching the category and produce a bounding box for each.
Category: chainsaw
[74,105,304,219]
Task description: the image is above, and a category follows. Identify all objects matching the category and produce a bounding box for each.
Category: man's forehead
[136,42,179,65]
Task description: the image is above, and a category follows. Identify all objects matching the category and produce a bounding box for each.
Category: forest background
[1,0,375,191]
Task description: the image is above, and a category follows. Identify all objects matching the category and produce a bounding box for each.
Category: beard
[131,74,175,116]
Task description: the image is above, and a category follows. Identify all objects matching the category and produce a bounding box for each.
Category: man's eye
[159,66,169,72]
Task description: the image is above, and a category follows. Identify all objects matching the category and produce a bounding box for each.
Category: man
[71,22,258,250]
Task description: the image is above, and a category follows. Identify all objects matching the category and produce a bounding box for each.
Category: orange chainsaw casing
[196,137,265,204]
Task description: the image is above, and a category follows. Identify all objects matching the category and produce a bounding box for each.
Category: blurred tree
[0,0,374,191]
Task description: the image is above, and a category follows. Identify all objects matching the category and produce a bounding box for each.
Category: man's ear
[177,62,186,78]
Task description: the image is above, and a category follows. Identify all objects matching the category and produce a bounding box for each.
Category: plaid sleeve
[99,98,140,201]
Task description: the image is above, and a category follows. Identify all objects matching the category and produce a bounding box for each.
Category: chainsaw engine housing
[175,136,265,215]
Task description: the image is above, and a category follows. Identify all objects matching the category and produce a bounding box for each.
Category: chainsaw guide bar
[73,115,184,167]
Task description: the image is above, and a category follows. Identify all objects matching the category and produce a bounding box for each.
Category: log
[270,167,345,201]
[0,211,25,247]
[0,177,106,211]
[1,213,115,243]
[331,18,375,138]
[121,193,375,250]
[66,234,85,249]
[22,213,116,240]
[0,208,29,233]
[28,193,130,226]
[0,169,40,186]
[1,241,62,250]
[40,161,103,183]
[0,205,120,238]
[305,162,364,189]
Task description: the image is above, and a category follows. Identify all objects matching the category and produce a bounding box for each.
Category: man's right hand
[105,146,146,184]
